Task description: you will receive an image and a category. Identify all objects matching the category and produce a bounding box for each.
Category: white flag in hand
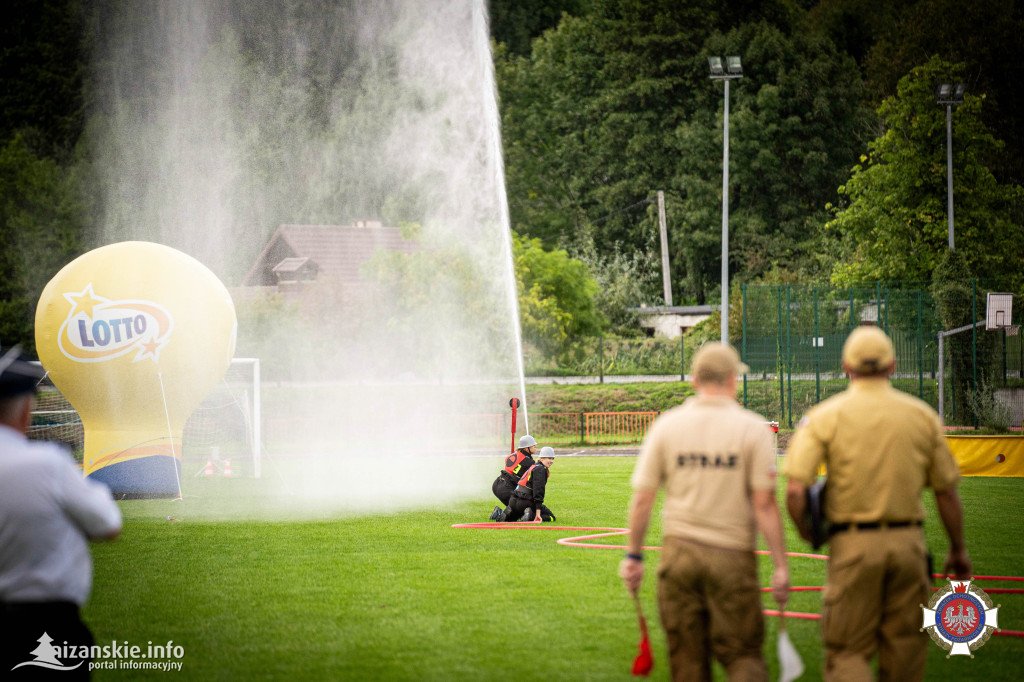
[777,629,804,682]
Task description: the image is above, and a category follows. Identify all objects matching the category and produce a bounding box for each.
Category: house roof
[242,223,420,288]
[272,257,316,274]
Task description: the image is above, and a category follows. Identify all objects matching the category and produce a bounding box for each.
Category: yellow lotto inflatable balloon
[35,242,237,497]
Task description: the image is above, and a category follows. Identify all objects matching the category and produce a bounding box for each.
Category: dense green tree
[863,0,1024,185]
[0,136,86,352]
[0,0,85,160]
[488,0,587,56]
[497,1,726,253]
[808,0,1024,185]
[354,229,600,373]
[568,224,659,335]
[499,7,870,305]
[359,243,513,378]
[673,21,871,303]
[514,232,602,350]
[7,0,1024,358]
[0,0,89,351]
[805,0,911,67]
[827,57,1024,288]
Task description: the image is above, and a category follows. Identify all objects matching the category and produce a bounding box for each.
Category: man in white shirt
[0,347,122,678]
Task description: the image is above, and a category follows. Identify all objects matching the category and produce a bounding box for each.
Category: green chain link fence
[741,282,1024,429]
[519,281,1023,431]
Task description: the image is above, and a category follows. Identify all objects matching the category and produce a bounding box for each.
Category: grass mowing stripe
[85,457,1022,680]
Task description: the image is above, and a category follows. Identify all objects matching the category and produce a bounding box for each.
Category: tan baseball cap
[692,343,749,383]
[842,325,895,374]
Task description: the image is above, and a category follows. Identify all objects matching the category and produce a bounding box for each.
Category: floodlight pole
[936,83,965,251]
[945,103,955,250]
[709,57,742,345]
[721,78,731,344]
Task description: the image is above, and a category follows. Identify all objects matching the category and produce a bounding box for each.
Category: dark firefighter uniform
[492,448,534,506]
[505,462,555,522]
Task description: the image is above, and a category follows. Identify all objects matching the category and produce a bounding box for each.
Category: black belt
[829,520,922,536]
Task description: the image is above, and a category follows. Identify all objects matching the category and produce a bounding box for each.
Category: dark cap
[0,346,45,399]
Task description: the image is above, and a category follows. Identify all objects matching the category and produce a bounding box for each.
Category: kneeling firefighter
[503,446,556,522]
[490,435,537,520]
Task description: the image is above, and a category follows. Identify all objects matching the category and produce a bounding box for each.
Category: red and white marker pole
[509,397,520,455]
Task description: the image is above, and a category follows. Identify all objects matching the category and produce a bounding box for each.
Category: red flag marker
[632,594,654,676]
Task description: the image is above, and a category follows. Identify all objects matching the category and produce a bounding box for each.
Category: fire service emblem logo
[921,579,1000,657]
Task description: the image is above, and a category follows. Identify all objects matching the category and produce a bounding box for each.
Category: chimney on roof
[352,220,383,228]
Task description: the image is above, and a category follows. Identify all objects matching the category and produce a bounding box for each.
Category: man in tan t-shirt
[620,343,789,682]
[785,325,971,681]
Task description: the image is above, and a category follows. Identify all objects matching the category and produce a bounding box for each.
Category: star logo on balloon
[57,284,174,363]
[921,579,1000,658]
[65,285,106,318]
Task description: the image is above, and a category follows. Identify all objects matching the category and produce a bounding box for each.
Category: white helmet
[519,435,537,449]
[539,446,555,459]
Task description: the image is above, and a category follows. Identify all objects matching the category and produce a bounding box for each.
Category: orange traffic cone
[223,459,232,477]
[203,459,214,477]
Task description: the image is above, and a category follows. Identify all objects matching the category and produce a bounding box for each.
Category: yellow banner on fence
[946,436,1024,477]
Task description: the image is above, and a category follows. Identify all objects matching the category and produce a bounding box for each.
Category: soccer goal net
[29,357,262,478]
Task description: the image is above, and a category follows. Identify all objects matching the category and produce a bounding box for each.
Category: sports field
[85,456,1023,680]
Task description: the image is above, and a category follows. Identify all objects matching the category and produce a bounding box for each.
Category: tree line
[1,0,1022,356]
[493,0,1024,316]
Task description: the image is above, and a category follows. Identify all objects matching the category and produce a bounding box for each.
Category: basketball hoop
[1006,325,1020,337]
[985,292,1013,330]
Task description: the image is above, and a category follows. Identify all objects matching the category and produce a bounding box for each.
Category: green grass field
[85,457,1023,680]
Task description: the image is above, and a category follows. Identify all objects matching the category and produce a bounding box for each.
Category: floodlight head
[708,56,724,77]
[726,56,743,76]
[936,82,966,105]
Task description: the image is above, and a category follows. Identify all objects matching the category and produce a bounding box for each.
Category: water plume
[85,0,526,517]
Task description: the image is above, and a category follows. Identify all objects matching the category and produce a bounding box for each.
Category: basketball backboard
[986,292,1013,330]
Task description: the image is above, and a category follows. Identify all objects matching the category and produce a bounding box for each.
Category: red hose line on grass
[453,522,1023,636]
[763,609,820,621]
[760,585,1024,595]
[452,523,827,558]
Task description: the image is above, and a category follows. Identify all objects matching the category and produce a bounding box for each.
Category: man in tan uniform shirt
[785,325,971,681]
[620,343,790,682]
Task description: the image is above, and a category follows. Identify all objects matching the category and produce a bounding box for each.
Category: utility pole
[657,190,673,306]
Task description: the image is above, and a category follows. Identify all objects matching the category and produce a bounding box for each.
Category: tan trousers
[822,526,930,681]
[657,536,767,682]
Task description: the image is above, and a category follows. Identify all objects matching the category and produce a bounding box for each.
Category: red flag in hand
[631,595,654,676]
